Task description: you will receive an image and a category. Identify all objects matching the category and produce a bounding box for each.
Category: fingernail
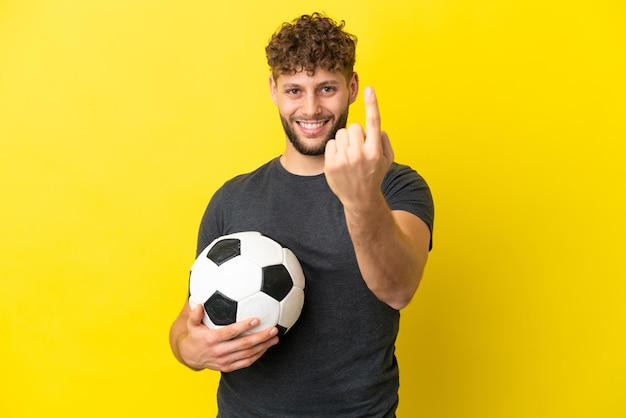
[365,86,373,97]
[250,319,259,327]
[269,327,279,336]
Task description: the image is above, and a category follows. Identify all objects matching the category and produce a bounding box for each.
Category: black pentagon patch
[205,291,237,325]
[276,324,288,338]
[261,265,293,301]
[207,238,241,266]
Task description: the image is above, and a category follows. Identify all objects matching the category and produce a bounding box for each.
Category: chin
[290,136,328,156]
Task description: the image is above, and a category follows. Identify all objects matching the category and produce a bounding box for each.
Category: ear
[269,76,278,105]
[348,72,359,104]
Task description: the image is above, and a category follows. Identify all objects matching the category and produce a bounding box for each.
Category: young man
[169,13,434,417]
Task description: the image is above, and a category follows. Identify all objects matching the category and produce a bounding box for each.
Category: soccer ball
[188,231,305,337]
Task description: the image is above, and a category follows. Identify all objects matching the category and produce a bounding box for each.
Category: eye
[285,88,300,95]
[320,86,336,94]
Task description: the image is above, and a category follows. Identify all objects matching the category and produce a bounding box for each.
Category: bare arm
[169,301,279,372]
[325,87,430,310]
[345,201,430,310]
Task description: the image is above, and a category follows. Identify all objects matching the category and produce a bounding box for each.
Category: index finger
[217,318,263,340]
[364,86,381,145]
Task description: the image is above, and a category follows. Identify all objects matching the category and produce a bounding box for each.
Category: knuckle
[238,336,255,350]
[211,345,227,358]
[220,324,244,341]
[369,113,381,124]
[348,123,363,135]
[218,361,233,373]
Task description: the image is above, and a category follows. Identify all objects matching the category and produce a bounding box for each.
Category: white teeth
[299,121,325,130]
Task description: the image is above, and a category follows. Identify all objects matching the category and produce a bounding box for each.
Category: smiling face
[270,68,359,157]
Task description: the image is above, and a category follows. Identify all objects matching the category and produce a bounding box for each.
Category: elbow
[387,296,412,311]
[388,285,418,310]
[388,248,428,310]
[384,274,423,311]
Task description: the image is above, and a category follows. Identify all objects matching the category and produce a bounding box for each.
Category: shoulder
[218,159,278,193]
[383,162,434,246]
[382,162,430,195]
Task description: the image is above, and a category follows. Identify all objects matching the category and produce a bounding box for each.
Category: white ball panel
[241,234,284,266]
[282,248,305,289]
[236,292,280,335]
[189,242,221,299]
[214,256,262,300]
[189,263,219,300]
[277,287,305,330]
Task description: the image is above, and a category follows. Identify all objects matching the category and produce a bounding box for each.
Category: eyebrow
[281,80,342,89]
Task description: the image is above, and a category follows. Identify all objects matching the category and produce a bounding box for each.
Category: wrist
[342,192,388,220]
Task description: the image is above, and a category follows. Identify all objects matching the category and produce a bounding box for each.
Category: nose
[302,94,321,117]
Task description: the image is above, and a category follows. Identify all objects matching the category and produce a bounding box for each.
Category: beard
[280,108,350,156]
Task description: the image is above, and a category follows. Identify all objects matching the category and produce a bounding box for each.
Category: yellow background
[1,0,624,416]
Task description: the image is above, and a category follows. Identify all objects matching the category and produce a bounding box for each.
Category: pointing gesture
[324,87,394,210]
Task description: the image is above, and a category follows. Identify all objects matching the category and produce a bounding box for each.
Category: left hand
[324,86,394,210]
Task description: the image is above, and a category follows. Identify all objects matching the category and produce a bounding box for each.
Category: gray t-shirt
[197,158,434,418]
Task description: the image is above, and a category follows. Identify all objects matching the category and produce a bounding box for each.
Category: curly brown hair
[265,12,357,82]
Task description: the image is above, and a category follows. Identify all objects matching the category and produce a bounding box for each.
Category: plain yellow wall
[1,1,624,417]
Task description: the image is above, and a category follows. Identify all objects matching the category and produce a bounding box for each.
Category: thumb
[188,302,205,326]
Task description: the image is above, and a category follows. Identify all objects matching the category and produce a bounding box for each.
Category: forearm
[344,194,429,310]
[169,307,191,366]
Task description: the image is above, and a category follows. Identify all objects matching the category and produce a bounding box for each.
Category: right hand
[178,304,279,372]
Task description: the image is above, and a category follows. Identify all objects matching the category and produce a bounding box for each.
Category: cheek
[277,101,298,116]
[328,99,350,115]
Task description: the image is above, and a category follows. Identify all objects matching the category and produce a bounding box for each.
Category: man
[169,12,434,417]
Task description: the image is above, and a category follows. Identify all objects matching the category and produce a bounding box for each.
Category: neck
[279,150,325,176]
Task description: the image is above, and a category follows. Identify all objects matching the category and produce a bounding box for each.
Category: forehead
[275,68,347,87]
